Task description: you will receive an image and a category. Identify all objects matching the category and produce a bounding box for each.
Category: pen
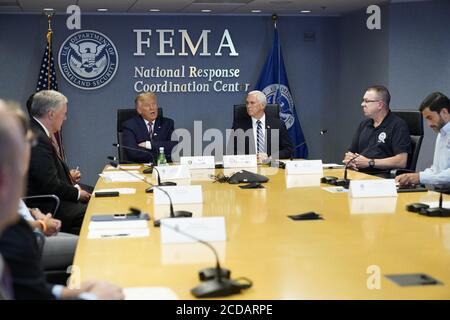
[101,233,130,238]
[76,166,79,172]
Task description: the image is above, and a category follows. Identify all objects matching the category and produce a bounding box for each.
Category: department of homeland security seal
[262,84,295,130]
[58,30,119,90]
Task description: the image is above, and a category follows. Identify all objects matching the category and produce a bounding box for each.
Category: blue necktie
[256,120,265,153]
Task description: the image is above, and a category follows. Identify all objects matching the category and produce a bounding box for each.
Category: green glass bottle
[157,146,167,166]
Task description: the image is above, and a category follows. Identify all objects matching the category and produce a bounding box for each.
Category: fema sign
[58,30,119,90]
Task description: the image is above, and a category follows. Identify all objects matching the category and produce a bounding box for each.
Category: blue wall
[1,13,337,185]
[1,2,448,185]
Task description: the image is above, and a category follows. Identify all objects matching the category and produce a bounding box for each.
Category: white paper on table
[322,186,349,193]
[99,171,145,182]
[88,220,148,230]
[123,287,178,300]
[421,201,450,208]
[87,228,149,239]
[95,188,136,195]
[104,165,142,170]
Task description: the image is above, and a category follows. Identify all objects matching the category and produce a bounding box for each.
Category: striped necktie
[256,120,265,153]
[148,122,153,140]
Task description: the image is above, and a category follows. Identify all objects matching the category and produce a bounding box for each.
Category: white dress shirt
[420,121,450,185]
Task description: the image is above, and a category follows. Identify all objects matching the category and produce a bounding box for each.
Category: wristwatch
[368,159,375,168]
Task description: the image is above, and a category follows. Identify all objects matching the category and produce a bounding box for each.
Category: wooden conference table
[71,165,450,299]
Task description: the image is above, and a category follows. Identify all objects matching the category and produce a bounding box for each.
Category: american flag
[36,29,59,91]
[36,26,65,160]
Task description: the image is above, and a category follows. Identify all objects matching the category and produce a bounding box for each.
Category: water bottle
[157,147,168,166]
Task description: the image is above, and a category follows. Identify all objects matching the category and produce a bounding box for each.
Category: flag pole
[43,10,54,90]
[271,14,282,105]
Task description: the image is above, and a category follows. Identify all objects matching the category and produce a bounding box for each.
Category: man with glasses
[396,92,450,186]
[122,92,178,163]
[343,85,411,177]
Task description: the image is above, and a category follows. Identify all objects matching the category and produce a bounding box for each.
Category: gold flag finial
[272,13,278,28]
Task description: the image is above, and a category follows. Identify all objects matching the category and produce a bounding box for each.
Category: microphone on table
[321,153,360,188]
[112,143,154,174]
[407,185,450,217]
[112,143,176,185]
[107,156,152,173]
[108,160,192,226]
[159,221,252,298]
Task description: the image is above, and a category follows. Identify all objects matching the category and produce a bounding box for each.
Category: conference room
[0,0,450,303]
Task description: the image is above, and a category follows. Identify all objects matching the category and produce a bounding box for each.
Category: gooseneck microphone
[112,143,154,173]
[107,156,153,174]
[113,143,176,184]
[407,185,450,217]
[108,160,192,226]
[159,221,252,298]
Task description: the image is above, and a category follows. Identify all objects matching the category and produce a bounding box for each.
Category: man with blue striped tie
[230,90,293,163]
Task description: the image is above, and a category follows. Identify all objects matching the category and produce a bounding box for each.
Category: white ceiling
[0,0,408,16]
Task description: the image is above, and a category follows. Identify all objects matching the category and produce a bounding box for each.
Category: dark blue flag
[255,27,308,158]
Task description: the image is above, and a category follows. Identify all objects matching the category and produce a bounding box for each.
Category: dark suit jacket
[121,115,177,163]
[0,218,55,300]
[229,114,293,159]
[28,119,78,202]
[27,119,85,234]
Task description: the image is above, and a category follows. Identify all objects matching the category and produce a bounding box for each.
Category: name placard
[349,179,398,198]
[154,185,203,205]
[223,154,257,168]
[180,156,215,169]
[160,217,226,244]
[285,160,323,175]
[154,165,191,180]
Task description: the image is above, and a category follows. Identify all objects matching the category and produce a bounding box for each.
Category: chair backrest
[392,110,424,172]
[233,104,280,124]
[116,108,163,162]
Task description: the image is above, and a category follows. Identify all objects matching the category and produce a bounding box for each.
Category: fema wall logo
[58,30,119,90]
[262,84,295,130]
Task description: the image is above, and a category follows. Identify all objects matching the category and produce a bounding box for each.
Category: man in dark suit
[122,92,178,163]
[228,90,293,163]
[27,90,90,235]
[0,99,123,300]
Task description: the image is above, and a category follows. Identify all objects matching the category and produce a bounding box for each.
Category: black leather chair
[233,104,280,123]
[391,110,424,176]
[116,108,163,163]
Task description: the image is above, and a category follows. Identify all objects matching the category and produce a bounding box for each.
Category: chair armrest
[22,195,60,218]
[390,169,415,178]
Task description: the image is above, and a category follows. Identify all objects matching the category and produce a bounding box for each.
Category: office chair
[22,195,61,219]
[116,108,163,163]
[233,104,280,124]
[390,110,424,177]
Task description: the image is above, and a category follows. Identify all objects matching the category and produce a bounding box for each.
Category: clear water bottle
[157,146,168,166]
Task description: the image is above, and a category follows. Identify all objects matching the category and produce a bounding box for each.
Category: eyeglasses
[362,99,381,104]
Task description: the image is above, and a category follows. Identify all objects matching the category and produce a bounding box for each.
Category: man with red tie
[27,90,90,235]
[122,92,178,163]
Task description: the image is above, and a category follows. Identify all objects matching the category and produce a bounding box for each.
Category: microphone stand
[108,161,192,226]
[406,185,450,217]
[321,154,360,188]
[159,221,251,298]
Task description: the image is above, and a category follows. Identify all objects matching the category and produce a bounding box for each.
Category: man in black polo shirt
[343,85,411,177]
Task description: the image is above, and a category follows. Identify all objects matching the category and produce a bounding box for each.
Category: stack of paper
[123,287,178,300]
[87,220,150,239]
